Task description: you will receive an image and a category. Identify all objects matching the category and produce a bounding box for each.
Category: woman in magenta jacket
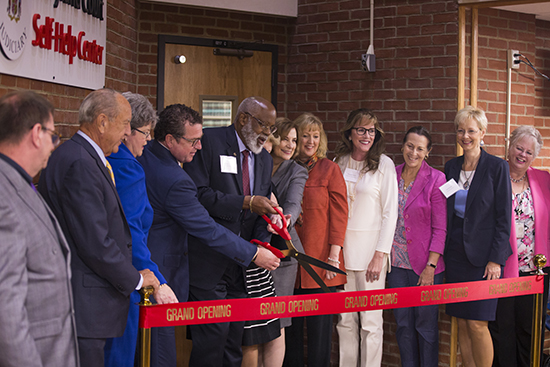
[490,126,550,367]
[387,126,447,367]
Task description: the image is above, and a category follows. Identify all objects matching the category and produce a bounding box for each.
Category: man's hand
[245,195,278,216]
[139,269,160,290]
[253,247,280,271]
[154,284,179,305]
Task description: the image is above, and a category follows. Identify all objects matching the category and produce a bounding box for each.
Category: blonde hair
[294,113,327,159]
[454,106,488,131]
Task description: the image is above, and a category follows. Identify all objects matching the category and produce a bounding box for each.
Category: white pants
[336,266,387,367]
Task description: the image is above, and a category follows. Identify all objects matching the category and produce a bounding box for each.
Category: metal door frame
[157,35,279,111]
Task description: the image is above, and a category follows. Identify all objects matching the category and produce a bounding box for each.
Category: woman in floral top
[387,126,447,367]
[489,126,550,367]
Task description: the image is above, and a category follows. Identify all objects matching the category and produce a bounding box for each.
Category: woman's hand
[418,265,436,286]
[326,244,342,281]
[366,251,385,283]
[154,284,179,305]
[483,261,501,280]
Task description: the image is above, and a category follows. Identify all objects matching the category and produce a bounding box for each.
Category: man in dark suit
[39,89,160,367]
[137,103,280,367]
[183,96,280,367]
[0,91,79,367]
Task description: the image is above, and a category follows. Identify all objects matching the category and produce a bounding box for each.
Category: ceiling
[495,2,550,21]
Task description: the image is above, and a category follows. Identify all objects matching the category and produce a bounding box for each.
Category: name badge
[220,155,238,174]
[439,178,460,198]
[343,168,360,183]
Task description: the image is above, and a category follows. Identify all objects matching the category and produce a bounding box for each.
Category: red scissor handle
[250,239,285,259]
[261,207,291,241]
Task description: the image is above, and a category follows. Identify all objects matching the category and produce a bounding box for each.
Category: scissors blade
[295,252,347,275]
[299,260,332,293]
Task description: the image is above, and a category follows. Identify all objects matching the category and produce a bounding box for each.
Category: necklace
[461,159,479,190]
[510,174,526,183]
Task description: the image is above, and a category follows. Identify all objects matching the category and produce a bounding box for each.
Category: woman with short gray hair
[104,92,178,367]
[490,125,550,367]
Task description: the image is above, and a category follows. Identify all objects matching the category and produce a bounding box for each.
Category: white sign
[0,0,106,90]
[148,0,297,17]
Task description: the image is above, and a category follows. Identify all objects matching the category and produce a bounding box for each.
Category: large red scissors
[251,207,346,293]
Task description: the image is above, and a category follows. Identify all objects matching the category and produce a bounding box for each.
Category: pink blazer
[396,161,447,275]
[503,167,550,278]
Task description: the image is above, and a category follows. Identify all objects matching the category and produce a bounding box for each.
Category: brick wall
[466,8,550,170]
[285,0,459,171]
[136,2,293,112]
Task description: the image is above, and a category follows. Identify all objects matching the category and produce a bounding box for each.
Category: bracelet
[427,262,437,269]
[249,195,256,213]
[159,283,168,288]
[327,257,340,264]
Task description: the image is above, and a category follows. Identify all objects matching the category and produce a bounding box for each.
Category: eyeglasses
[133,127,151,139]
[352,127,376,136]
[42,126,61,147]
[456,129,480,136]
[178,134,203,148]
[244,112,277,135]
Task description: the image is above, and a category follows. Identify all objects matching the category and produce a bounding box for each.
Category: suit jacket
[444,148,512,267]
[503,167,550,278]
[296,158,348,288]
[271,159,308,265]
[183,125,272,290]
[336,154,397,272]
[138,140,257,300]
[396,160,447,275]
[0,158,79,367]
[38,133,140,339]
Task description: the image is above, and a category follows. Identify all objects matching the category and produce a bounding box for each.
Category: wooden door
[156,36,278,367]
[159,36,278,126]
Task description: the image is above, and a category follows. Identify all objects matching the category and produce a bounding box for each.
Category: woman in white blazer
[334,108,398,367]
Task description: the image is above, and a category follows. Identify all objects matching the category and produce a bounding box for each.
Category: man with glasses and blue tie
[39,88,160,367]
[183,96,280,367]
[0,91,79,367]
[137,103,280,367]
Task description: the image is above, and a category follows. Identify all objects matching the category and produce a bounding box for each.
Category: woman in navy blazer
[490,126,550,367]
[444,106,512,367]
[387,126,447,367]
[104,93,178,367]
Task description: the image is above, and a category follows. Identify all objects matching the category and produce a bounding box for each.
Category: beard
[242,122,267,154]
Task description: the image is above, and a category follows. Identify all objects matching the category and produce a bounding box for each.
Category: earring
[425,155,429,160]
[349,137,352,141]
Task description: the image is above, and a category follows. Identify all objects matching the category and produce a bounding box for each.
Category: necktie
[242,150,250,196]
[105,160,116,186]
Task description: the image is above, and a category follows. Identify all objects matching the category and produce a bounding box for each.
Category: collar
[235,130,249,154]
[0,153,32,185]
[77,130,107,166]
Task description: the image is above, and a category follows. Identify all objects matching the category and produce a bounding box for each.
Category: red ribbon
[139,275,544,328]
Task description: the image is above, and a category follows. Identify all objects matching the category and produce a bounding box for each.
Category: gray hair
[122,92,158,130]
[454,105,488,131]
[509,125,543,158]
[79,88,120,125]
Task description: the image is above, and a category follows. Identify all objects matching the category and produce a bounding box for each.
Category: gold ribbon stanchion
[138,286,154,367]
[531,255,547,367]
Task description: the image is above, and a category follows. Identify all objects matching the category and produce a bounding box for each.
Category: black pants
[188,263,247,367]
[489,270,550,367]
[283,287,336,367]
